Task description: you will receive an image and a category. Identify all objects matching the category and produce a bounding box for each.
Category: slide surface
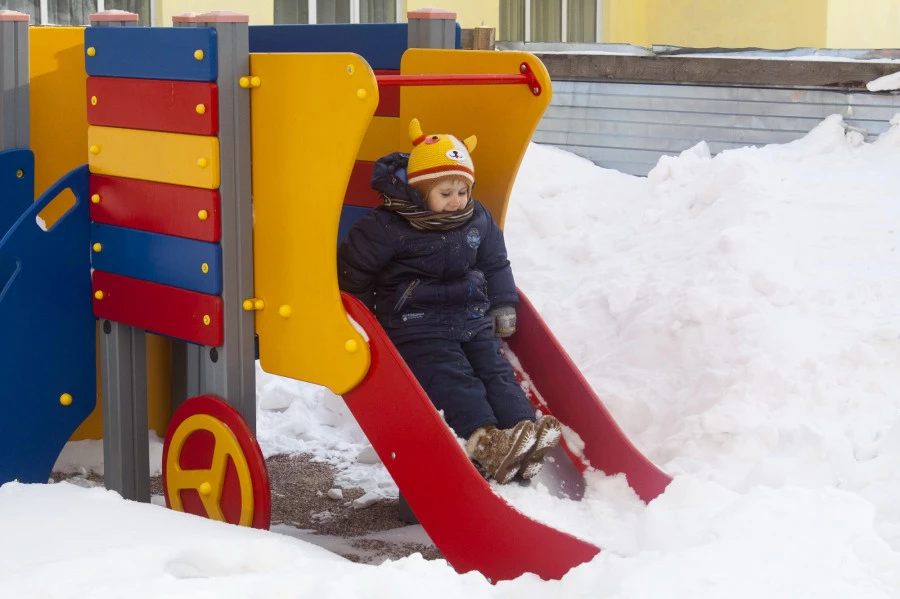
[340,291,671,582]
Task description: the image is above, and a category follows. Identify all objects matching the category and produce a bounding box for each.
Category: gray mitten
[489,305,517,338]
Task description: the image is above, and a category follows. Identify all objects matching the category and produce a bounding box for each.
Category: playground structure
[0,7,672,582]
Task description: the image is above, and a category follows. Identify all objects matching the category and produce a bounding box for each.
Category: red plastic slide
[340,291,671,582]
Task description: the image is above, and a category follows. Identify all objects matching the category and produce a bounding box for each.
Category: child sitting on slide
[338,118,561,483]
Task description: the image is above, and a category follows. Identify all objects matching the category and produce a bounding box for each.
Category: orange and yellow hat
[407,118,477,187]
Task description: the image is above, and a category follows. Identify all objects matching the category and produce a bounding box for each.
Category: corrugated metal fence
[518,46,900,176]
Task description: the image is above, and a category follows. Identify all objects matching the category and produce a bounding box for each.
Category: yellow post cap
[91,194,101,204]
[89,145,101,155]
[87,46,96,57]
[197,157,208,168]
[239,76,250,88]
[278,305,292,318]
[91,95,98,105]
[345,339,359,353]
[92,243,102,252]
[254,299,265,310]
[94,290,104,300]
[242,299,254,311]
[197,209,209,220]
[194,49,204,60]
[195,103,206,114]
[199,481,212,496]
[202,314,211,325]
[59,393,73,406]
[250,76,261,88]
[201,262,209,273]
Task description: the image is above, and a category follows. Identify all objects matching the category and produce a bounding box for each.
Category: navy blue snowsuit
[337,153,535,438]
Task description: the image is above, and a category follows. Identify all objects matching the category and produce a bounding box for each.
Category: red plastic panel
[86,76,219,135]
[90,175,221,242]
[508,291,672,503]
[340,293,600,582]
[162,394,271,530]
[344,161,382,208]
[92,270,223,347]
[373,69,400,116]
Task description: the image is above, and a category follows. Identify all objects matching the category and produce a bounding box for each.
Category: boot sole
[519,417,562,480]
[493,421,537,484]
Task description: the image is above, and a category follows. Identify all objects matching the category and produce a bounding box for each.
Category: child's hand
[490,305,517,338]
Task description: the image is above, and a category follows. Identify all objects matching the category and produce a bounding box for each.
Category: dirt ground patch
[52,453,443,566]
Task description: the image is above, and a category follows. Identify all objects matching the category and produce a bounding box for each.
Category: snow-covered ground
[3,113,900,597]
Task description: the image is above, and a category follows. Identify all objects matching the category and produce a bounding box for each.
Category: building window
[0,0,151,25]
[500,0,601,42]
[275,0,400,24]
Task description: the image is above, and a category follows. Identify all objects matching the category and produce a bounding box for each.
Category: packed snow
[3,113,900,596]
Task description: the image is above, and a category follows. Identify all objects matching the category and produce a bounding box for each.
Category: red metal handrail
[374,62,542,96]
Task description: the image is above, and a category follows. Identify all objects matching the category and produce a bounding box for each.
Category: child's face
[425,179,470,213]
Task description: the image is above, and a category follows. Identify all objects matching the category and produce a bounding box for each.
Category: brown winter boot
[467,421,537,484]
[517,415,562,480]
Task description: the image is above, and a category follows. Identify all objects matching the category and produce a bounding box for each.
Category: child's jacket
[337,152,518,343]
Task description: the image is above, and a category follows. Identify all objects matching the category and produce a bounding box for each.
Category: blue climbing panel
[84,26,218,82]
[0,164,96,485]
[90,223,223,295]
[250,23,410,70]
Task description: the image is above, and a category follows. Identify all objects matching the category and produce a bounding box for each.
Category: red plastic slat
[373,69,400,117]
[92,270,223,347]
[90,175,221,242]
[87,76,219,135]
[343,161,381,208]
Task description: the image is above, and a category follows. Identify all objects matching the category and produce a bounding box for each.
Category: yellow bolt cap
[197,209,209,221]
[91,194,101,204]
[242,299,254,311]
[278,305,292,318]
[201,262,209,274]
[250,76,261,88]
[357,88,367,100]
[199,482,212,496]
[254,299,265,310]
[90,95,98,106]
[59,393,73,406]
[92,243,102,252]
[195,103,206,114]
[345,339,359,353]
[87,47,96,57]
[197,157,208,168]
[239,76,250,88]
[194,49,204,60]
[203,315,211,326]
[94,290,104,300]
[89,145,100,155]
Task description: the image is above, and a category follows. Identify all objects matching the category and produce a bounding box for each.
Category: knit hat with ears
[406,118,477,189]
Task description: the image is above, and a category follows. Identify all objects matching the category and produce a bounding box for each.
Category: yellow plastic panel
[87,126,220,189]
[30,27,88,225]
[250,52,375,395]
[357,115,407,162]
[400,49,552,228]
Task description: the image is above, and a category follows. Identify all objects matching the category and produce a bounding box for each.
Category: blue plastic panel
[91,224,222,295]
[0,165,96,485]
[338,205,372,245]
[0,149,34,235]
[84,26,218,82]
[250,23,409,70]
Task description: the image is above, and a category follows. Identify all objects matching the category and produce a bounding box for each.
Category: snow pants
[394,329,535,440]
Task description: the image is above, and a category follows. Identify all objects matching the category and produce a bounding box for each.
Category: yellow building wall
[826,0,900,47]
[603,0,649,46]
[405,0,498,28]
[156,0,274,25]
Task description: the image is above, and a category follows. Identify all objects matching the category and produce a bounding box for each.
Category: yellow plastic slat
[250,52,376,395]
[88,126,220,189]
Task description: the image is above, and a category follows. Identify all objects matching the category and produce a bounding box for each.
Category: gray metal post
[407,7,457,49]
[174,11,256,431]
[0,10,29,151]
[90,10,150,503]
[100,320,150,502]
